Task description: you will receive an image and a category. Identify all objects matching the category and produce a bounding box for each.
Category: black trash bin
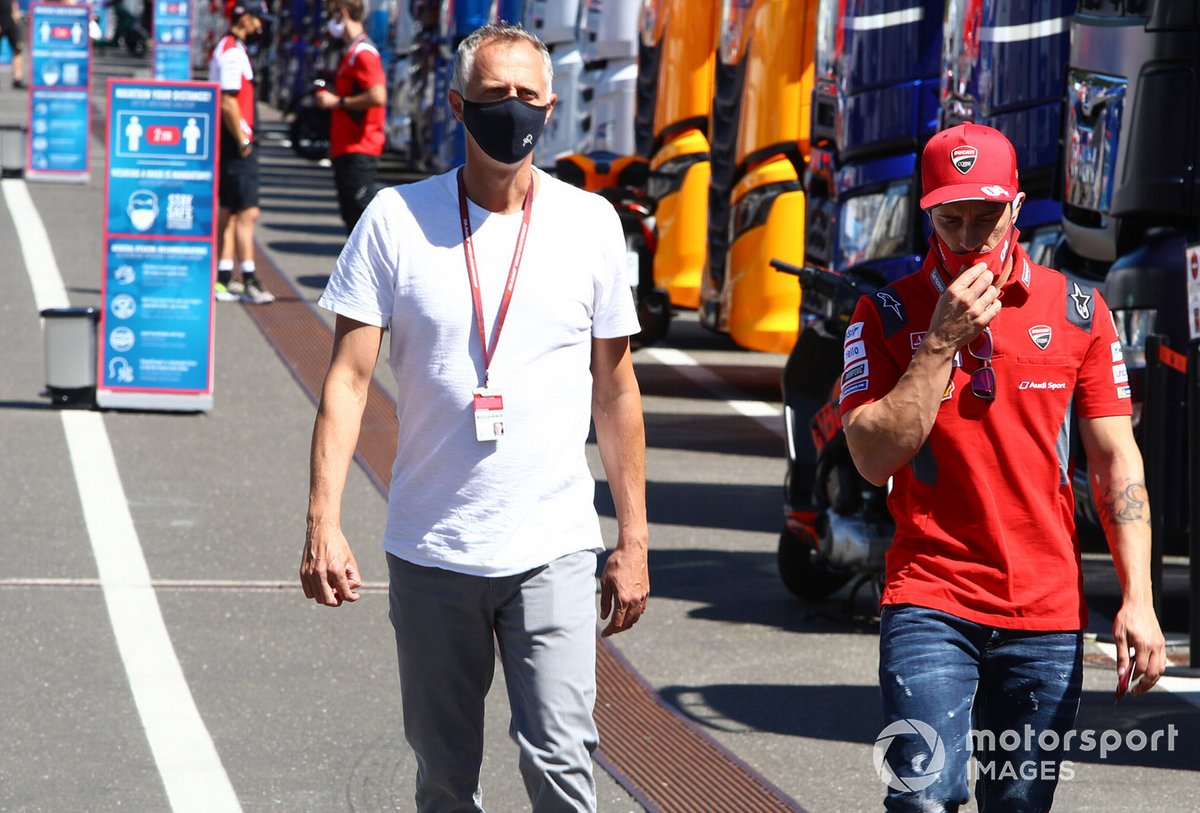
[40,306,100,407]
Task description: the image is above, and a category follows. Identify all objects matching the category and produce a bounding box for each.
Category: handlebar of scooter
[769,259,848,300]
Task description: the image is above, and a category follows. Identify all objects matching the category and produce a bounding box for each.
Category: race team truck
[524,0,585,168]
[578,0,641,157]
[1060,0,1200,554]
[638,0,719,310]
[939,0,1077,262]
[700,0,816,354]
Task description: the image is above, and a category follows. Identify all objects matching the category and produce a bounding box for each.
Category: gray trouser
[388,551,600,813]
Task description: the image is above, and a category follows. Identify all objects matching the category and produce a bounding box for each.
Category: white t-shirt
[319,167,641,577]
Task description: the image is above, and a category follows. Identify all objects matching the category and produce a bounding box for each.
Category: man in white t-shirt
[300,22,649,813]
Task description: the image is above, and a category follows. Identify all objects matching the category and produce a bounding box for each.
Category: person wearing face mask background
[314,0,386,233]
[300,22,649,813]
[208,0,275,304]
[839,122,1166,811]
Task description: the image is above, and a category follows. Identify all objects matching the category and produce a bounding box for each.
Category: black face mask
[461,97,548,165]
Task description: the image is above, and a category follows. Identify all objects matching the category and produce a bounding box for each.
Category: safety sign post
[96,79,219,412]
[25,2,92,181]
[153,0,193,81]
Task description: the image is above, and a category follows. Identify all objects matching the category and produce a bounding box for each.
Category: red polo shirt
[331,35,386,158]
[839,243,1132,630]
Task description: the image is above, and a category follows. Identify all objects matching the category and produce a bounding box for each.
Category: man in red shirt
[840,123,1165,811]
[315,0,387,233]
[208,0,275,304]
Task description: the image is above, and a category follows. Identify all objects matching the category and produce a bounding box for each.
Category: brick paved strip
[244,244,807,813]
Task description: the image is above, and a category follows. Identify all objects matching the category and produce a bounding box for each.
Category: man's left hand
[599,539,649,637]
[1113,599,1166,697]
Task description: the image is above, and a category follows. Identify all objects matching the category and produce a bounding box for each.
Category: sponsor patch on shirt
[1118,385,1132,399]
[942,380,955,402]
[845,321,864,343]
[1029,325,1052,350]
[844,340,866,365]
[1113,363,1128,384]
[910,331,926,350]
[1019,380,1068,391]
[1110,340,1124,363]
[840,379,870,399]
[842,359,869,387]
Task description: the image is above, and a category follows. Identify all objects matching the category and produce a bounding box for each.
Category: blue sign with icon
[98,79,219,411]
[26,2,91,180]
[153,0,193,80]
[28,90,90,174]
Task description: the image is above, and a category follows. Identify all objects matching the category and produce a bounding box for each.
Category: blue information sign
[26,3,92,181]
[153,0,193,81]
[97,80,220,412]
[28,90,90,173]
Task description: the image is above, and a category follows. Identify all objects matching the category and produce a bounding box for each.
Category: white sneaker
[241,278,276,305]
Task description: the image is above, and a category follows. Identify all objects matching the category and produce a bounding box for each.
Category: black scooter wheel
[777,526,853,600]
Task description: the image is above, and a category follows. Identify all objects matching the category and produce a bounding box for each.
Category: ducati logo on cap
[951,146,978,174]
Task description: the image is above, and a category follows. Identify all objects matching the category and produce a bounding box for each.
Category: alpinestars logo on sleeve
[1070,283,1092,320]
[875,291,903,320]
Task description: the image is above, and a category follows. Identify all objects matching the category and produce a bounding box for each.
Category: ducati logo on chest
[1029,325,1052,350]
[951,146,978,174]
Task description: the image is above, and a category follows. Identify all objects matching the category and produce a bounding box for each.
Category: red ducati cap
[920,122,1019,209]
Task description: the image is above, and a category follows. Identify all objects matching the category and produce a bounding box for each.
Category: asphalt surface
[1,52,1198,812]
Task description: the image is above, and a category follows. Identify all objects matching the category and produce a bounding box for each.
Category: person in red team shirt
[840,123,1166,812]
[315,0,387,233]
[208,0,275,304]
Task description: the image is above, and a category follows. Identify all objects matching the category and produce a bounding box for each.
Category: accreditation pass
[473,388,505,441]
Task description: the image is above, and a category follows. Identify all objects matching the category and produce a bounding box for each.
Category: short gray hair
[451,23,553,97]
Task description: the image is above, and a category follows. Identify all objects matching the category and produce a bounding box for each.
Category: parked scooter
[772,257,895,605]
[289,76,333,161]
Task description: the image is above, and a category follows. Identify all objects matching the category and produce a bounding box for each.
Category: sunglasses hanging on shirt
[966,327,996,400]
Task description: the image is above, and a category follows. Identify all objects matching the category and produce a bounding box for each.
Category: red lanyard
[457,168,534,386]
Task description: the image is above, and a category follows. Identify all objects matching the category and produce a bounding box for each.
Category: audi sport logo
[951,146,977,174]
[980,184,1009,198]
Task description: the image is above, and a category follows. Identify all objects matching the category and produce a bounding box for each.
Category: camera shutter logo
[873,719,946,792]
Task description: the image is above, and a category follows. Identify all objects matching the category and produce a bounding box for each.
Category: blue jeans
[878,605,1083,813]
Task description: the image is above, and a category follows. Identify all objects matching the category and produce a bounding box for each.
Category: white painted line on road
[641,346,784,436]
[2,179,69,312]
[1092,641,1200,711]
[6,177,242,813]
[63,414,243,811]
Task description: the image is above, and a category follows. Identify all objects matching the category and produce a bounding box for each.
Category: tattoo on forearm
[1098,481,1150,526]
